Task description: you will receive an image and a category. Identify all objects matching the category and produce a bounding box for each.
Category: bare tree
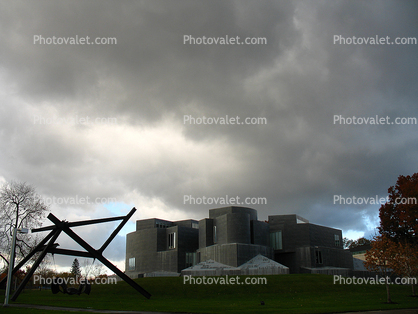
[92,262,104,279]
[81,259,104,280]
[81,258,94,279]
[0,181,49,268]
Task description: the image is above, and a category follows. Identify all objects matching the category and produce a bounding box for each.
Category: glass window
[213,226,217,243]
[168,232,176,249]
[128,257,135,271]
[270,231,282,250]
[315,250,323,264]
[334,234,340,247]
[185,252,197,268]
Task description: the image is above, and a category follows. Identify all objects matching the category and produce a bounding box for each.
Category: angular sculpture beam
[11,229,62,301]
[9,207,151,301]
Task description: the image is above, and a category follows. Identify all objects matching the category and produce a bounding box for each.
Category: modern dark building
[125,206,353,277]
[269,214,353,273]
[197,207,273,267]
[125,218,199,275]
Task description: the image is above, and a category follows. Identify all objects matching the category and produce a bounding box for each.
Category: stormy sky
[1,0,417,272]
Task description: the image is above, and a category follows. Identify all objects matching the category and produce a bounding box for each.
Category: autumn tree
[378,173,418,244]
[390,241,418,296]
[367,173,418,298]
[345,237,371,249]
[0,181,49,269]
[379,173,418,295]
[364,235,396,303]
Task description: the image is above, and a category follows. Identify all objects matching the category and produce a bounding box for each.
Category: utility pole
[3,227,28,307]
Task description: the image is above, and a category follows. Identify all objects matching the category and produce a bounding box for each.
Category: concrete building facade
[126,206,353,277]
[125,218,199,275]
[268,214,353,273]
[197,207,273,267]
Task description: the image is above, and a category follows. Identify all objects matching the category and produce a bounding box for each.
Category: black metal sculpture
[0,207,151,300]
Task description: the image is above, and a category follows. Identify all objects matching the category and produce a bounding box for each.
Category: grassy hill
[4,274,418,313]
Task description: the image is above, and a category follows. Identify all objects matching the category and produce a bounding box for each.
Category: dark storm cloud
[0,0,296,119]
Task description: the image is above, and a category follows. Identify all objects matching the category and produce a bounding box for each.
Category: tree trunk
[386,282,392,303]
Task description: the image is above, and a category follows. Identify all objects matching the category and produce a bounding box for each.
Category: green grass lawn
[2,274,417,313]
